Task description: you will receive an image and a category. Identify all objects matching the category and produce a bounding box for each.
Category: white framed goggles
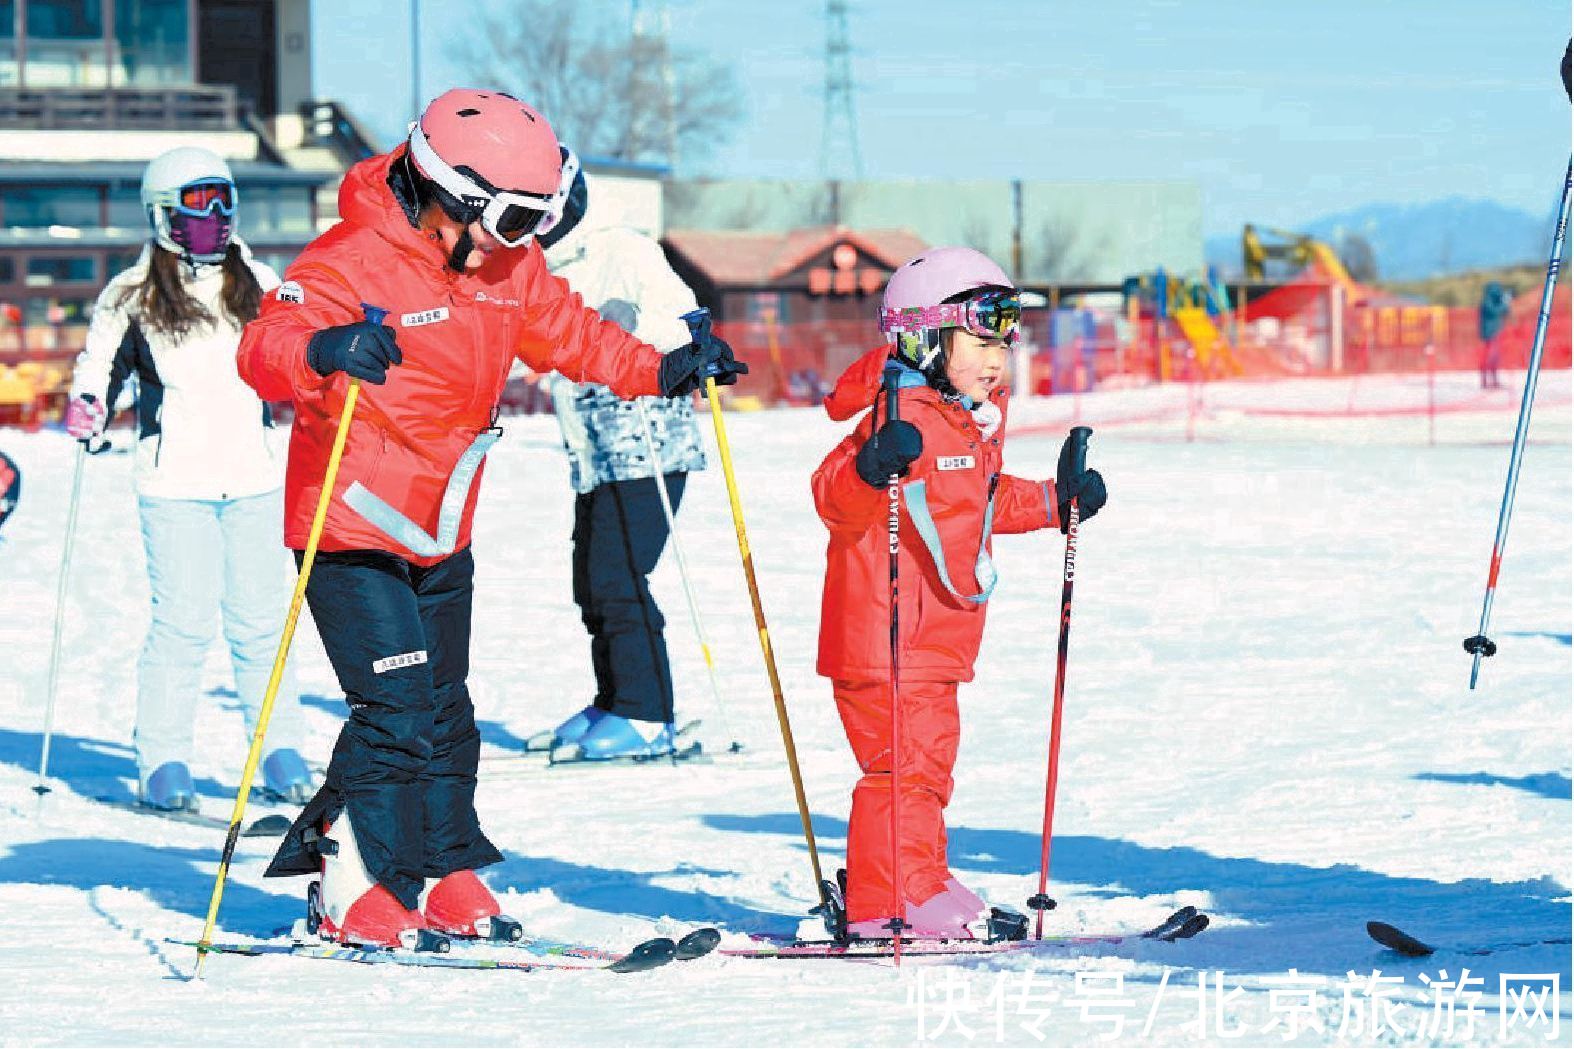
[408,123,559,247]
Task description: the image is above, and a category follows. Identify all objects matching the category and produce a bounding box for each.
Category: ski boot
[141,761,198,813]
[307,811,445,952]
[422,869,523,943]
[261,747,314,804]
[568,715,676,762]
[944,877,1027,941]
[545,704,606,758]
[846,883,982,941]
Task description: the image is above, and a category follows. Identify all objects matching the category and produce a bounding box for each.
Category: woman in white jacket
[535,150,709,761]
[66,146,310,812]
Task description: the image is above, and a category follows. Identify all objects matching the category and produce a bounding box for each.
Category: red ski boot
[422,870,522,943]
[307,812,442,951]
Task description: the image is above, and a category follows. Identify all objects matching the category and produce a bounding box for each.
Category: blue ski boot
[572,715,676,761]
[262,747,314,804]
[141,761,198,812]
[550,704,606,749]
[547,705,607,756]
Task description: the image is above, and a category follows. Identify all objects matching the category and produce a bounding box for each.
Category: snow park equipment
[682,307,834,922]
[635,398,740,753]
[31,441,85,808]
[192,304,382,977]
[1465,159,1571,689]
[1030,426,1091,941]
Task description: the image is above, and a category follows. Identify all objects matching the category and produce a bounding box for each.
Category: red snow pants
[833,678,960,922]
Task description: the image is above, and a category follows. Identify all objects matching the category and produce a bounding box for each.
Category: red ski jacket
[813,347,1057,684]
[237,150,662,564]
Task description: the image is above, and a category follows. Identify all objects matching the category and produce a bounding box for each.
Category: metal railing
[300,99,380,165]
[0,85,238,130]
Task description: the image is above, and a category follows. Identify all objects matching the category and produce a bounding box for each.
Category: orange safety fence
[3,279,1567,426]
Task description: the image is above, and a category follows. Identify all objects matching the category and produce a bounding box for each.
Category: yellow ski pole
[193,307,380,977]
[683,309,829,907]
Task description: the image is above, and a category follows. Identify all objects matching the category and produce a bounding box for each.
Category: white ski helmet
[140,146,238,264]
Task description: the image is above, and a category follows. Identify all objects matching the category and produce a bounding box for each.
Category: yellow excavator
[1242,225,1355,288]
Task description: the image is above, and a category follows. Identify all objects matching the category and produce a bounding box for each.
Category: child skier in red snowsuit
[812,246,1106,938]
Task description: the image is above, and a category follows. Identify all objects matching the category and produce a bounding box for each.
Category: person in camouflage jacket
[537,152,710,759]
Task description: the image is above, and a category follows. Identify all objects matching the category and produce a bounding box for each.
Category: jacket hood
[337,150,449,269]
[823,342,1011,421]
[824,345,896,421]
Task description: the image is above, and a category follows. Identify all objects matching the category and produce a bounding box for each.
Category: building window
[0,256,15,284]
[0,2,16,89]
[27,255,98,285]
[115,0,189,86]
[24,0,108,87]
[106,249,142,278]
[2,186,101,228]
[23,294,94,326]
[245,186,313,235]
[108,186,148,230]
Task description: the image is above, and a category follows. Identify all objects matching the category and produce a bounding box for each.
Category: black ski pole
[1030,426,1092,939]
[882,368,908,962]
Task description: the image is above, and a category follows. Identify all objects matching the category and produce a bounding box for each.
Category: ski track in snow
[0,372,1568,1047]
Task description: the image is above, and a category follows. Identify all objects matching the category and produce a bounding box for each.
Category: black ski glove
[854,419,923,488]
[658,333,749,398]
[306,320,403,385]
[1055,430,1106,532]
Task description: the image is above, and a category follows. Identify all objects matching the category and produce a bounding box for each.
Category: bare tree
[451,1,743,168]
[1030,216,1106,282]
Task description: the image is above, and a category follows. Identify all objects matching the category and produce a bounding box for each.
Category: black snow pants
[265,547,501,910]
[572,472,685,724]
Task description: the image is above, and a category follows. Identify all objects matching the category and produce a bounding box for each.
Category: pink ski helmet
[880,247,1020,378]
[408,89,563,246]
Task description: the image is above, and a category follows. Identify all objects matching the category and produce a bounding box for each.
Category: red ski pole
[1030,425,1092,940]
[883,368,908,964]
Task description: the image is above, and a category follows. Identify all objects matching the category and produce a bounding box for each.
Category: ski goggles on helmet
[171,178,237,218]
[408,123,557,247]
[881,289,1023,345]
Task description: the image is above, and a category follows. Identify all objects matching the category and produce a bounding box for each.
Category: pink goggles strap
[880,302,972,334]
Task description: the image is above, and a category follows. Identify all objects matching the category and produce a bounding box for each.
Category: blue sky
[314,0,1571,236]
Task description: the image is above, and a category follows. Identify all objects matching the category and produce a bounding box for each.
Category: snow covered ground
[0,371,1568,1047]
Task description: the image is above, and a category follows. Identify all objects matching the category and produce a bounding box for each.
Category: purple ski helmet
[880,247,1019,382]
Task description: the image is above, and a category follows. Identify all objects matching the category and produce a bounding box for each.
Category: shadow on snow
[0,837,299,938]
[1413,770,1572,800]
[702,811,1572,979]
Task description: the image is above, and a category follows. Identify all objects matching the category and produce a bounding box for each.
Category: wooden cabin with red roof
[659,226,929,405]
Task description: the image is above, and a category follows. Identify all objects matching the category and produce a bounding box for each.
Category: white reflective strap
[343,430,502,558]
[901,479,998,605]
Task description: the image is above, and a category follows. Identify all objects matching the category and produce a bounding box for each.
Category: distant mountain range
[1205,198,1552,282]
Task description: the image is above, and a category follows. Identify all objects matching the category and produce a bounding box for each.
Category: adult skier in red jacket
[238,89,744,948]
[812,247,1105,938]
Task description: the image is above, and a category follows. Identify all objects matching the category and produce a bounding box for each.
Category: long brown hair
[122,243,263,338]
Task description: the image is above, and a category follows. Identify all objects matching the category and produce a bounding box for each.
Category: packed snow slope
[0,372,1568,1047]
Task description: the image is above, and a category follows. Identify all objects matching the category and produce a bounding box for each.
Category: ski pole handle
[682,307,729,380]
[682,307,711,341]
[1067,425,1092,477]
